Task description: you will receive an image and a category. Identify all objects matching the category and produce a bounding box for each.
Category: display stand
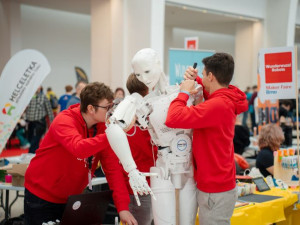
[274,151,298,187]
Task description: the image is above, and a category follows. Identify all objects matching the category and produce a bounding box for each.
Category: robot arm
[106,93,155,205]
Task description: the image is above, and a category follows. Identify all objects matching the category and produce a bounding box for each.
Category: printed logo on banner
[187,40,197,50]
[264,52,292,83]
[2,103,15,116]
[0,49,51,153]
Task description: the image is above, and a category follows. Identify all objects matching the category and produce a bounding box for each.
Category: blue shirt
[58,94,72,111]
[66,95,80,109]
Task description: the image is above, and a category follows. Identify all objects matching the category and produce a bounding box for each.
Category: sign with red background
[264,52,292,83]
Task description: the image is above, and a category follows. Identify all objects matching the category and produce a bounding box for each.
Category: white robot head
[131,48,166,93]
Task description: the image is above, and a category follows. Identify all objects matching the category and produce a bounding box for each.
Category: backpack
[49,94,58,109]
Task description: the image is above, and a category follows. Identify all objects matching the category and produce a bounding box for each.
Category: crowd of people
[5,49,297,225]
[10,82,126,154]
[232,83,298,181]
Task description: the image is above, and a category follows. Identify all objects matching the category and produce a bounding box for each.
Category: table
[231,188,299,225]
[0,184,24,220]
[194,188,299,225]
[0,177,108,220]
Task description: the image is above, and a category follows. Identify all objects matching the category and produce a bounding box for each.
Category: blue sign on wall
[169,49,214,85]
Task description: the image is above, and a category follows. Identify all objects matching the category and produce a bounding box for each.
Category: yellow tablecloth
[195,188,299,225]
[125,188,299,225]
[231,188,298,225]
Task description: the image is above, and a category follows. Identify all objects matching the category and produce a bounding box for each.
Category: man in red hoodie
[24,82,137,225]
[166,53,248,225]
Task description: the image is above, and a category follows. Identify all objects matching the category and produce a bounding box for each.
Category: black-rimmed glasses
[92,104,113,111]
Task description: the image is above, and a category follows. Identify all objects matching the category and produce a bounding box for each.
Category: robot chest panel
[148,92,183,146]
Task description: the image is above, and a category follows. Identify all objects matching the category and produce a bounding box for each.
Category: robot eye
[145,70,150,73]
[135,74,140,77]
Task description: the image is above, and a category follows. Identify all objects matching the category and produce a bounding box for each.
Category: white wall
[164,27,235,76]
[167,0,266,19]
[21,4,91,97]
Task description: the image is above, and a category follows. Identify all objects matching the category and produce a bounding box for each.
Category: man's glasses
[92,104,113,111]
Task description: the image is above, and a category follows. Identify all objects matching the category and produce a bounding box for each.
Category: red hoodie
[166,81,248,193]
[25,104,130,212]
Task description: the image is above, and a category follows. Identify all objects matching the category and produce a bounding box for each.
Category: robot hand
[128,169,157,206]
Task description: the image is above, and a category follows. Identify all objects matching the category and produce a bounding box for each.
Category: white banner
[0,49,51,153]
[258,46,296,101]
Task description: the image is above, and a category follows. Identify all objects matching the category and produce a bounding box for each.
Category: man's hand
[128,169,156,206]
[119,210,138,225]
[184,66,198,80]
[180,80,198,95]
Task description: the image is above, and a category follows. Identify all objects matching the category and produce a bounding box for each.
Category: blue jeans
[24,189,66,225]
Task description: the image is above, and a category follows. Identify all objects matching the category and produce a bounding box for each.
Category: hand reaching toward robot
[180,80,198,95]
[182,64,203,104]
[184,66,198,80]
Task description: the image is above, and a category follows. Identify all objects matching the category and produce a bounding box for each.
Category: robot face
[132,48,162,91]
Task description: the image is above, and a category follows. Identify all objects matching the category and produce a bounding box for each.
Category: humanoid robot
[106,48,200,225]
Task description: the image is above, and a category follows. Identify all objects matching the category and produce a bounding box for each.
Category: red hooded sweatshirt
[166,79,248,193]
[25,104,130,212]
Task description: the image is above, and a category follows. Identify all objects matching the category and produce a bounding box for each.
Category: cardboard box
[6,164,28,187]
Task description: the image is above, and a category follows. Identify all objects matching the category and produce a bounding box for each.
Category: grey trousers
[197,187,237,225]
[129,194,153,225]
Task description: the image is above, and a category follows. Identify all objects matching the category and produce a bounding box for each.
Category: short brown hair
[114,87,125,97]
[258,124,284,151]
[202,52,234,86]
[65,85,73,92]
[126,73,149,97]
[80,82,114,113]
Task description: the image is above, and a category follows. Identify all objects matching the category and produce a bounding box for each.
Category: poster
[0,49,51,153]
[258,47,296,101]
[168,49,214,85]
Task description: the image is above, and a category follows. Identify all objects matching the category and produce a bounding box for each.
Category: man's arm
[184,66,209,99]
[97,149,138,225]
[106,94,155,205]
[166,89,226,130]
[50,117,110,159]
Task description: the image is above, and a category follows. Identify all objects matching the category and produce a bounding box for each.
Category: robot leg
[179,177,198,225]
[150,167,175,225]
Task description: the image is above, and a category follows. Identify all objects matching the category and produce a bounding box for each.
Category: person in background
[114,87,125,100]
[26,86,54,154]
[46,87,59,117]
[24,82,137,225]
[15,114,30,149]
[249,85,257,132]
[234,115,250,155]
[66,81,87,108]
[124,73,157,225]
[58,85,73,112]
[233,115,250,174]
[279,99,293,147]
[242,86,252,127]
[256,123,284,177]
[166,53,248,225]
